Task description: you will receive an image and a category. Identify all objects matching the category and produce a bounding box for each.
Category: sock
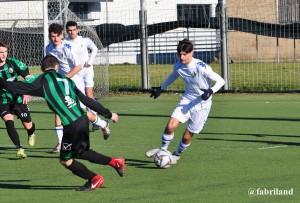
[161,133,174,150]
[173,141,190,156]
[74,149,111,165]
[55,126,63,144]
[27,122,35,136]
[5,120,21,148]
[66,160,96,180]
[93,116,107,128]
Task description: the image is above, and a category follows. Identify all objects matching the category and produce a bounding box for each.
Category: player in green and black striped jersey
[0,41,36,159]
[0,55,125,191]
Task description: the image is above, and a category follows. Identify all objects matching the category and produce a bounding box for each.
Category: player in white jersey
[146,39,225,164]
[46,23,110,153]
[65,21,100,131]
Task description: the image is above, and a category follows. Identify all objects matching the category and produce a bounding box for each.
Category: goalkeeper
[146,39,225,164]
[0,55,125,191]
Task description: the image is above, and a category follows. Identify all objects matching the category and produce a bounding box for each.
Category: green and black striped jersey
[0,58,29,104]
[0,69,112,126]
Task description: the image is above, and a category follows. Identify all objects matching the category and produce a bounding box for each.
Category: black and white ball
[154,149,173,169]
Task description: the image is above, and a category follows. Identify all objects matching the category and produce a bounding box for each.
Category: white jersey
[65,36,98,68]
[45,40,83,84]
[161,58,225,101]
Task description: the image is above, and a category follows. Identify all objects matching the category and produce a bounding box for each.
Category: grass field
[0,93,300,203]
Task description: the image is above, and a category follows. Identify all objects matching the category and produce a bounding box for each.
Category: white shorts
[71,76,86,109]
[81,66,94,88]
[171,96,211,134]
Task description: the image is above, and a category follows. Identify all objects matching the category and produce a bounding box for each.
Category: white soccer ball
[154,149,173,169]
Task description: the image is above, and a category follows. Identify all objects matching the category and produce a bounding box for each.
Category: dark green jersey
[0,70,112,126]
[0,58,29,104]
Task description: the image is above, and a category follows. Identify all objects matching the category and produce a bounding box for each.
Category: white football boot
[145,148,160,158]
[171,154,180,164]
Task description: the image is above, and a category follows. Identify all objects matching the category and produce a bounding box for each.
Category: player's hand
[150,86,162,99]
[111,113,118,123]
[23,95,32,104]
[84,62,91,68]
[200,89,213,101]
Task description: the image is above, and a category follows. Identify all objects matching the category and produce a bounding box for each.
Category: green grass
[0,93,300,202]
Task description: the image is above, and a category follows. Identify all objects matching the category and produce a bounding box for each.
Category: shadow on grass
[0,182,77,190]
[198,137,300,146]
[202,132,300,139]
[125,158,158,169]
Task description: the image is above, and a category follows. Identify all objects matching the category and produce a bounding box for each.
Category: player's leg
[53,114,63,153]
[15,104,36,147]
[0,104,26,158]
[172,102,212,164]
[146,98,189,158]
[84,68,100,131]
[59,115,104,191]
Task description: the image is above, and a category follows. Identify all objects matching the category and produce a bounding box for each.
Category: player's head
[0,41,9,63]
[66,21,79,39]
[48,23,64,47]
[41,55,59,72]
[177,39,194,65]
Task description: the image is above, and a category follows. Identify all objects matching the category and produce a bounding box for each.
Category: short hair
[48,23,63,35]
[177,38,194,54]
[0,41,9,49]
[41,55,58,72]
[66,21,78,30]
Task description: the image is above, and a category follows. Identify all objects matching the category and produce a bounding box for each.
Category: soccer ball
[154,149,173,169]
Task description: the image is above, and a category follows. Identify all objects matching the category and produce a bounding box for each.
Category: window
[69,2,89,19]
[278,0,300,23]
[177,4,210,22]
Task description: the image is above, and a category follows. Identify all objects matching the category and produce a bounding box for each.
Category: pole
[220,0,229,90]
[140,0,149,89]
[43,0,48,56]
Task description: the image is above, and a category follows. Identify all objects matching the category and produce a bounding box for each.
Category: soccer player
[65,21,101,131]
[46,23,109,153]
[0,41,36,159]
[146,39,225,164]
[0,55,125,191]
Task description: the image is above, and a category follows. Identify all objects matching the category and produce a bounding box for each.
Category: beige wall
[226,0,300,62]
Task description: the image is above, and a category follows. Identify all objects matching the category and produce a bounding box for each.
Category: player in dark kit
[0,41,36,159]
[0,55,125,191]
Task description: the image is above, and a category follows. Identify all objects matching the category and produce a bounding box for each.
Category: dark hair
[41,55,58,72]
[177,38,194,54]
[0,41,9,49]
[48,23,63,35]
[66,21,78,30]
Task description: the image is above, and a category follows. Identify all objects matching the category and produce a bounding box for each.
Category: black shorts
[60,115,90,160]
[0,103,32,122]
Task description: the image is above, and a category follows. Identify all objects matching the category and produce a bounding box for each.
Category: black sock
[66,160,96,180]
[75,149,111,165]
[5,120,21,148]
[27,122,35,136]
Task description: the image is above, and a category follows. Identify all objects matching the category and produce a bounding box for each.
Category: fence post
[220,0,229,90]
[140,0,149,89]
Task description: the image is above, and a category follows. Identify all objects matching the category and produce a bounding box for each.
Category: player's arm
[0,74,44,97]
[85,38,98,67]
[66,64,81,78]
[75,86,113,119]
[150,70,179,99]
[200,65,225,100]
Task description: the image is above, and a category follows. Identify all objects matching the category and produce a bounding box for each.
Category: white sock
[93,116,107,128]
[161,133,174,150]
[55,126,63,144]
[173,141,190,156]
